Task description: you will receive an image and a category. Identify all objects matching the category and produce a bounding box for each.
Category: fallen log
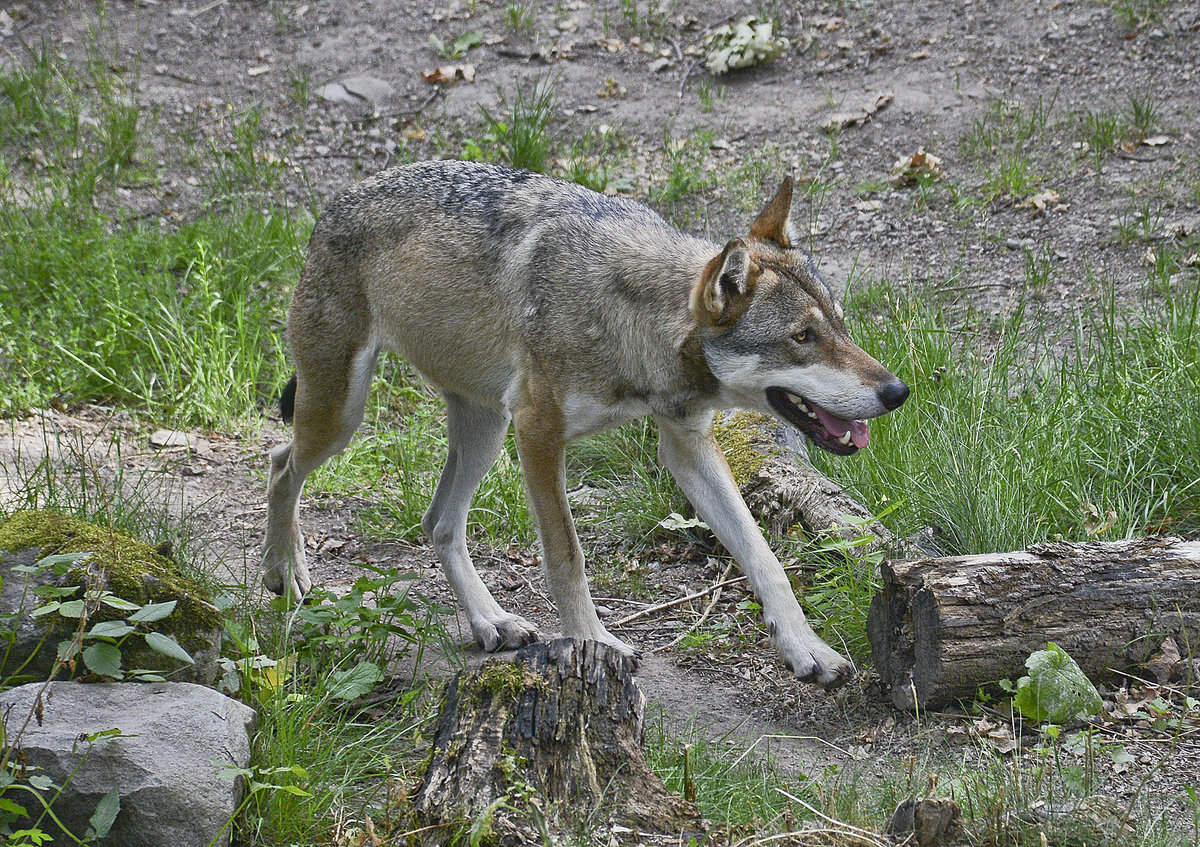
[713,412,904,551]
[867,537,1200,710]
[413,638,699,843]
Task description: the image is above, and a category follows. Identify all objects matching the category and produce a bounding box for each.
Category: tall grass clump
[815,283,1200,555]
[0,201,303,425]
[0,44,305,427]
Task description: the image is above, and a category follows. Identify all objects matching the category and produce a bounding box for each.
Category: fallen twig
[612,561,815,628]
[654,561,733,653]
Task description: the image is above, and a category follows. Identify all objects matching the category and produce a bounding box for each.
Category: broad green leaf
[57,600,85,618]
[83,643,123,678]
[33,584,81,598]
[30,602,62,618]
[453,29,484,54]
[327,661,383,701]
[0,796,27,816]
[100,596,141,611]
[86,786,120,839]
[658,512,709,531]
[143,632,194,664]
[87,620,135,639]
[129,600,177,623]
[1012,642,1102,724]
[35,552,94,571]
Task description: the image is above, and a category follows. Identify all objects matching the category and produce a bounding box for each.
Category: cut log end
[414,639,700,842]
[868,537,1200,710]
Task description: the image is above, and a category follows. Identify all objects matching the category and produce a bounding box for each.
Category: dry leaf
[596,36,624,52]
[889,147,943,186]
[1015,189,1064,216]
[420,63,476,85]
[1141,134,1171,146]
[247,64,271,76]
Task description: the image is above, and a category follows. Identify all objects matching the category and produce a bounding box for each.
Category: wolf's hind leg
[263,347,377,601]
[424,394,539,651]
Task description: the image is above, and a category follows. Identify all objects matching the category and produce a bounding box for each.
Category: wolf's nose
[878,379,909,411]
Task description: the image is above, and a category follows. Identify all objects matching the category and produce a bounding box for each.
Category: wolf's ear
[692,238,756,327]
[749,176,796,248]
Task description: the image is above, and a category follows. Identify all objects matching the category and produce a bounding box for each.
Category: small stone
[341,75,397,102]
[315,82,354,103]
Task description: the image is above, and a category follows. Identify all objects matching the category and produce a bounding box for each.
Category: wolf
[263,159,908,689]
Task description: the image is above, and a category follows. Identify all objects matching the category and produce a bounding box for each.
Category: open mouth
[765,387,869,456]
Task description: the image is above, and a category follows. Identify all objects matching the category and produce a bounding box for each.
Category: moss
[475,660,529,703]
[712,410,775,487]
[0,509,222,640]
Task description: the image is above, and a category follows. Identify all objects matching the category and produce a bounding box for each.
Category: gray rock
[1,681,256,847]
[0,546,68,680]
[315,81,355,103]
[341,75,396,102]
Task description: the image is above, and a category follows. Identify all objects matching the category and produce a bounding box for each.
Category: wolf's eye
[792,329,810,344]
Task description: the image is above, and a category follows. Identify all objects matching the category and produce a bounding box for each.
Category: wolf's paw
[772,626,854,690]
[591,628,639,660]
[472,612,540,652]
[262,552,312,602]
[562,622,638,661]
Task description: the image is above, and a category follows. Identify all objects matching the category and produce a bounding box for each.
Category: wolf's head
[691,177,908,455]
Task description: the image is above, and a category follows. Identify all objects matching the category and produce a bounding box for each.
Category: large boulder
[0,510,223,684]
[0,681,256,847]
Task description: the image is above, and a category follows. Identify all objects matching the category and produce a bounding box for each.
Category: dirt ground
[3,0,1200,836]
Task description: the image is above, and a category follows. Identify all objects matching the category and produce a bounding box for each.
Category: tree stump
[713,412,903,552]
[413,638,699,843]
[867,537,1200,710]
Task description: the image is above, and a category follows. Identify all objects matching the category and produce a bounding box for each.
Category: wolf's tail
[279,374,297,424]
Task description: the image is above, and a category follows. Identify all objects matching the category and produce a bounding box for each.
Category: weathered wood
[414,638,698,843]
[713,412,904,552]
[867,537,1200,710]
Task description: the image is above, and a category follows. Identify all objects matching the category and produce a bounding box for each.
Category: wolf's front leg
[656,418,853,689]
[514,402,636,657]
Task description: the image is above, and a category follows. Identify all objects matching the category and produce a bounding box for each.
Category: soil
[3,0,1200,839]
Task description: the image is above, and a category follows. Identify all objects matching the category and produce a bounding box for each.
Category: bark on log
[867,537,1200,710]
[713,412,904,552]
[413,638,699,843]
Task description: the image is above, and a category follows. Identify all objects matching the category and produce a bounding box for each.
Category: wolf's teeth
[838,431,853,446]
[797,401,810,413]
[807,409,818,419]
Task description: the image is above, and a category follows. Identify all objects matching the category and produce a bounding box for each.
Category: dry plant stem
[771,789,891,847]
[0,594,92,777]
[727,733,858,769]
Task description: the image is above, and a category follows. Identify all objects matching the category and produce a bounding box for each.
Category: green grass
[645,711,802,830]
[0,39,303,428]
[961,97,1056,201]
[0,200,302,426]
[813,281,1200,556]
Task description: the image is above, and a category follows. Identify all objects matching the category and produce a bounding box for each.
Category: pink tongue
[812,405,871,449]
